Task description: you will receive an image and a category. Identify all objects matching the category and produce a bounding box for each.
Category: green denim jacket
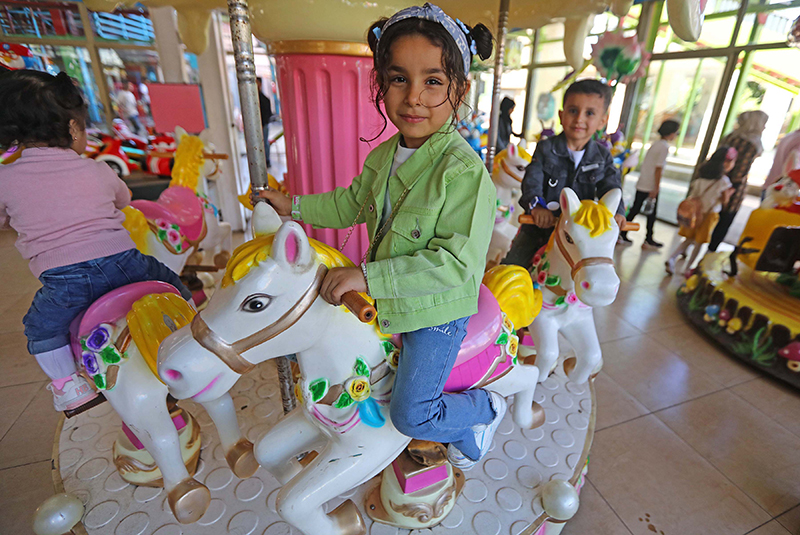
[299,125,496,334]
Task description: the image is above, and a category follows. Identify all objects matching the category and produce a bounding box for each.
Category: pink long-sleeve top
[0,147,136,277]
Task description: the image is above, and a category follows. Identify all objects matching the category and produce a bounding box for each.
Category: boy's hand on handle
[614,214,626,229]
[530,207,557,228]
[320,267,368,306]
[253,189,292,217]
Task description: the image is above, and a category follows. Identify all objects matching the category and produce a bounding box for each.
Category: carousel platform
[53,354,595,535]
[677,252,800,389]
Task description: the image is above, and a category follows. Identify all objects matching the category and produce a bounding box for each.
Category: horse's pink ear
[271,222,313,269]
[508,144,517,158]
[560,188,581,216]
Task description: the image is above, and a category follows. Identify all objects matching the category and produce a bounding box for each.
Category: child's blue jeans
[390,316,496,461]
[23,248,192,354]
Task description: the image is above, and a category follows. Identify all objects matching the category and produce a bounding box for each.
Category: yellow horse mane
[492,145,532,177]
[127,292,196,378]
[482,265,540,329]
[573,200,613,238]
[121,206,150,255]
[169,134,206,191]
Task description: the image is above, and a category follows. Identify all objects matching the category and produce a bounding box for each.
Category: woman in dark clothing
[497,96,521,153]
[708,110,768,251]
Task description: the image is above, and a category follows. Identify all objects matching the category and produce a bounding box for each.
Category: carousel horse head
[492,143,531,191]
[158,203,347,402]
[551,187,621,308]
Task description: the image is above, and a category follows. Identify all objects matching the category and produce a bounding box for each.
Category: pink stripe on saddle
[130,186,206,242]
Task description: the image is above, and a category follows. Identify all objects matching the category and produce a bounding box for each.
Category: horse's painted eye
[564,232,574,244]
[241,294,271,313]
[516,165,525,172]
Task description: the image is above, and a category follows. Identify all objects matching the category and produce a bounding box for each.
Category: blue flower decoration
[372,27,382,41]
[470,40,478,56]
[455,18,469,35]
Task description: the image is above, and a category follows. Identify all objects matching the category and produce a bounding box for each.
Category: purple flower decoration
[85,325,111,351]
[82,352,99,375]
[566,292,579,305]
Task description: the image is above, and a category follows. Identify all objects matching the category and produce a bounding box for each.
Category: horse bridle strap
[191,264,328,374]
[500,158,524,182]
[554,224,615,281]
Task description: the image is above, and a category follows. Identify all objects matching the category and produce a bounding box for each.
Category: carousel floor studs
[56,356,594,534]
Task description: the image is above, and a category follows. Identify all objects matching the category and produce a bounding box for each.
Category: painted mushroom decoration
[778,341,800,372]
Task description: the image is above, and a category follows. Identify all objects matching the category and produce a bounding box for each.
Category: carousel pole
[485,0,511,173]
[227,0,296,414]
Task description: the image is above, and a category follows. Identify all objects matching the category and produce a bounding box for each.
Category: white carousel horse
[157,203,542,535]
[524,187,623,385]
[67,282,220,524]
[488,143,531,265]
[762,172,800,209]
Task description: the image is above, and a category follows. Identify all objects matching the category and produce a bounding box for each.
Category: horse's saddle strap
[317,360,392,406]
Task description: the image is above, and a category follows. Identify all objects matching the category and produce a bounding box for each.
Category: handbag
[677,180,715,229]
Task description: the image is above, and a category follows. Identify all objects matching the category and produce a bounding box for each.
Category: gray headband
[373,3,476,75]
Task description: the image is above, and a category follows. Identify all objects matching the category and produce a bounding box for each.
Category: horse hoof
[329,499,366,535]
[226,438,259,479]
[168,478,210,524]
[529,401,547,429]
[563,357,577,377]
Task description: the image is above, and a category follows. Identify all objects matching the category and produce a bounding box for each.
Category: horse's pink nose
[581,281,590,289]
[164,369,182,381]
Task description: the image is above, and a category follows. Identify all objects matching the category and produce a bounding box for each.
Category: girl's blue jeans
[23,248,191,354]
[390,316,496,461]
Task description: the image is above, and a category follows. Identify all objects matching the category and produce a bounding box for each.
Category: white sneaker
[447,391,508,470]
[665,258,676,275]
[47,373,98,412]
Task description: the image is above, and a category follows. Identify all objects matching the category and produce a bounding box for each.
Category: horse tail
[127,293,197,378]
[122,206,150,255]
[483,265,541,330]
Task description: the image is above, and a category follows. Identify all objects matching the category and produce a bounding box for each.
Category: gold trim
[267,40,371,57]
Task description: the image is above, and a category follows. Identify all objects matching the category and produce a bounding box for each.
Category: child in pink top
[0,70,191,413]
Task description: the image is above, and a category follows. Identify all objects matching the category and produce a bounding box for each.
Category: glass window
[100,47,160,135]
[0,0,85,39]
[654,1,738,53]
[736,2,800,46]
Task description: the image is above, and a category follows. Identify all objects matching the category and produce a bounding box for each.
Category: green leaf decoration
[334,391,355,409]
[555,296,566,306]
[382,340,396,356]
[100,346,121,364]
[157,230,167,241]
[542,261,550,272]
[309,378,329,403]
[354,357,370,377]
[545,275,561,286]
[512,356,518,366]
[496,332,509,346]
[94,374,106,390]
[81,339,88,351]
[171,224,180,231]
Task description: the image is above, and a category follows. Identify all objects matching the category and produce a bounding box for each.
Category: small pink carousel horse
[156,203,542,535]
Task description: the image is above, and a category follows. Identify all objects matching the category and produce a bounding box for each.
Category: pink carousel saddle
[130,186,206,242]
[69,281,181,356]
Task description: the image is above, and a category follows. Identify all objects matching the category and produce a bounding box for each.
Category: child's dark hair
[563,79,613,112]
[366,16,493,139]
[0,69,87,149]
[698,146,736,180]
[658,120,680,138]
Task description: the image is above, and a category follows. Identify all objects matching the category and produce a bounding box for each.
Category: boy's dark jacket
[519,132,624,215]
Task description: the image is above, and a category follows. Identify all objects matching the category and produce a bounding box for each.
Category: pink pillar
[272,42,397,262]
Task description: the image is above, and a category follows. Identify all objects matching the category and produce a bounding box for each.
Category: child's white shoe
[47,373,98,412]
[447,391,507,470]
[665,258,676,275]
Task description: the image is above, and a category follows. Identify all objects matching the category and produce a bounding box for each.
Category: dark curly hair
[0,69,87,149]
[698,145,736,180]
[365,16,493,140]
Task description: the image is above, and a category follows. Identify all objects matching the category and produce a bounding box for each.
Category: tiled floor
[1,221,800,535]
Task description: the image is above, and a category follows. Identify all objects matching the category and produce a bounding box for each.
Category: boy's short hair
[658,120,681,138]
[563,79,613,112]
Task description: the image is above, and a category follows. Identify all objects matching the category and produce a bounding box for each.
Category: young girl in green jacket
[259,3,502,468]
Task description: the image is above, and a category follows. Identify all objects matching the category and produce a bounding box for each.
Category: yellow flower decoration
[345,377,371,403]
[726,317,743,334]
[685,275,700,291]
[387,349,400,370]
[502,314,514,333]
[507,334,519,359]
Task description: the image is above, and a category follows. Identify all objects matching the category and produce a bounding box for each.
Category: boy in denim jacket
[502,80,626,266]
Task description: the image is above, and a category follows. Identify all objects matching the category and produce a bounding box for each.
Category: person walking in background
[708,110,768,251]
[619,119,680,249]
[666,146,737,277]
[258,78,273,169]
[764,127,800,191]
[116,81,144,136]
[496,96,521,153]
